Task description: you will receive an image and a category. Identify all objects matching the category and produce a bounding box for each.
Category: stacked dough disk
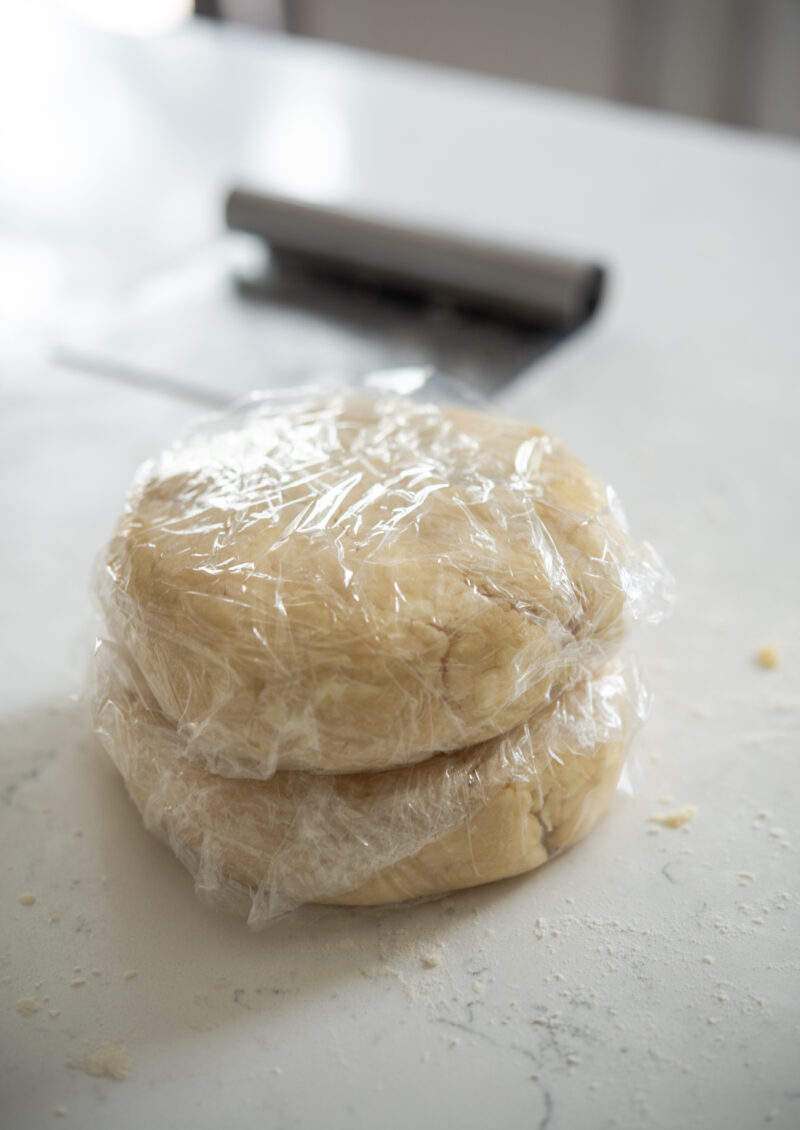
[94,393,666,923]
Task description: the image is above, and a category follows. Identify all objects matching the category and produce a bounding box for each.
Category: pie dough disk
[100,395,661,777]
[94,642,643,924]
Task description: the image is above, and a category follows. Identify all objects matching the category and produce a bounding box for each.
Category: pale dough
[102,395,635,776]
[94,643,636,916]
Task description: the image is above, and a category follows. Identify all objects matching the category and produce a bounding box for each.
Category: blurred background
[2,0,798,395]
[64,0,800,139]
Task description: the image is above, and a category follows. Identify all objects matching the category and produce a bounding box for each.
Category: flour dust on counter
[2,673,799,1130]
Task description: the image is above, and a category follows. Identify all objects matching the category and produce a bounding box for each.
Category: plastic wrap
[94,640,646,924]
[98,387,670,778]
[93,378,671,923]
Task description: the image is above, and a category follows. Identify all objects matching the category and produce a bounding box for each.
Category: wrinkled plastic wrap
[93,378,671,923]
[98,388,669,779]
[94,640,646,924]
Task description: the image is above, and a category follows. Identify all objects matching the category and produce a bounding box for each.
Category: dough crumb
[49,1010,61,1018]
[123,970,138,980]
[50,913,61,923]
[18,893,36,907]
[68,1043,130,1081]
[649,805,697,828]
[70,978,86,987]
[54,1108,67,1117]
[420,954,441,969]
[701,955,715,964]
[755,645,780,670]
[17,997,40,1016]
[91,969,102,977]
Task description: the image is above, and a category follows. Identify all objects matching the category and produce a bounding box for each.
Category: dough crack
[462,574,549,625]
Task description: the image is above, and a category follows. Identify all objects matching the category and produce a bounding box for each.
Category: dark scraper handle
[225,188,605,332]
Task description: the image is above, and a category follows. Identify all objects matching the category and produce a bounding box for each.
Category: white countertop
[1,10,799,1130]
